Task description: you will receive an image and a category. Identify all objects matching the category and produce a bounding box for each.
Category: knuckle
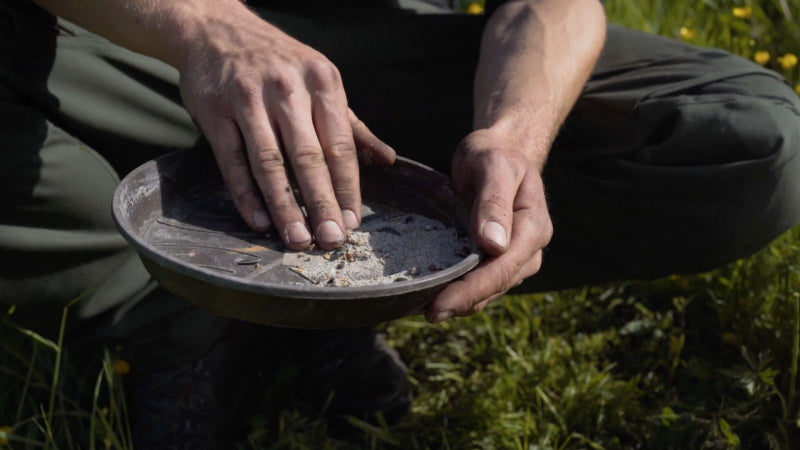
[325,139,357,160]
[222,173,254,206]
[541,218,554,244]
[230,76,260,106]
[306,58,341,90]
[350,114,367,130]
[266,73,296,98]
[535,253,543,271]
[481,193,511,212]
[529,252,543,274]
[520,209,553,246]
[291,145,326,169]
[267,198,298,217]
[498,262,522,293]
[470,298,493,315]
[226,152,251,172]
[219,155,249,183]
[231,185,254,206]
[305,198,336,217]
[334,184,359,205]
[254,148,286,173]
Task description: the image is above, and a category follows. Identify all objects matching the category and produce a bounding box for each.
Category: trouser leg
[0,102,227,368]
[0,0,226,369]
[519,25,800,291]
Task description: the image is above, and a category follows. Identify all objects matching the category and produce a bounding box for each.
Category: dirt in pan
[282,213,476,287]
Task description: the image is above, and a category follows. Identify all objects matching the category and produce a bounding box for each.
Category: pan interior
[115,149,477,298]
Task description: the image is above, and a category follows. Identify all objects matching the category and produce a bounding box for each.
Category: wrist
[151,0,252,69]
[476,109,554,171]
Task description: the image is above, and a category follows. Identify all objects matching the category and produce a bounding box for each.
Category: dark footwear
[286,328,412,424]
[126,339,254,449]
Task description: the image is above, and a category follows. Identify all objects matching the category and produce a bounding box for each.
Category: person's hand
[177,6,395,250]
[425,128,553,322]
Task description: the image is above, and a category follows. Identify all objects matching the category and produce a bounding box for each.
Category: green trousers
[2,0,799,368]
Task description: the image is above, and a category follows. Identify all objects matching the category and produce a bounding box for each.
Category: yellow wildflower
[0,426,12,446]
[732,6,752,19]
[754,50,770,65]
[777,53,798,70]
[112,359,131,376]
[795,84,800,96]
[679,27,696,40]
[721,332,738,345]
[466,2,484,15]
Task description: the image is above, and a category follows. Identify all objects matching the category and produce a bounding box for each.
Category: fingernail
[286,222,312,245]
[317,220,345,244]
[433,310,454,323]
[252,209,270,229]
[342,209,359,230]
[482,220,508,249]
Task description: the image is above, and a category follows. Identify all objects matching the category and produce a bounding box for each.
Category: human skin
[30,0,606,322]
[428,0,606,321]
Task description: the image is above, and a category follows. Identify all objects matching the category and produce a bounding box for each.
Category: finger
[426,180,548,323]
[426,173,551,322]
[349,109,396,167]
[473,292,504,314]
[471,251,543,313]
[427,243,543,323]
[271,91,346,249]
[234,98,312,250]
[470,157,523,256]
[311,88,361,231]
[197,115,271,233]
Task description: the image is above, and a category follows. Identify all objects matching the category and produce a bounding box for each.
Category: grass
[2,0,800,448]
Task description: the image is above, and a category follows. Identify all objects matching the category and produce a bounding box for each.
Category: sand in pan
[282,213,476,287]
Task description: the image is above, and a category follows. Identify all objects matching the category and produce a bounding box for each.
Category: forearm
[475,0,606,169]
[28,0,255,68]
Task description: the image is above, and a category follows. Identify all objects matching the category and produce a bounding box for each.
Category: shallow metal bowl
[112,149,479,329]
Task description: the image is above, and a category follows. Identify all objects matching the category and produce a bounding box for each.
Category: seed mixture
[282,213,475,287]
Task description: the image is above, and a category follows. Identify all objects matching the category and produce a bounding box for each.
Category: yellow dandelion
[465,2,484,15]
[0,426,12,446]
[777,53,798,70]
[679,26,696,40]
[112,359,131,376]
[754,50,770,65]
[732,6,752,19]
[795,84,800,96]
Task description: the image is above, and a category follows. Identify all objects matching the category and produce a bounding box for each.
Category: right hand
[176,3,395,250]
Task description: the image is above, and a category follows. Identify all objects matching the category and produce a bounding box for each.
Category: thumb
[470,161,519,256]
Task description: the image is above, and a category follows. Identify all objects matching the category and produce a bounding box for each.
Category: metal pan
[112,149,480,329]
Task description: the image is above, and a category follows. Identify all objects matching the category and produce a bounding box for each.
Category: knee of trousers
[0,104,148,336]
[630,71,800,270]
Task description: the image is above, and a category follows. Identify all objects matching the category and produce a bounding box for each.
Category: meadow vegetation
[2,0,799,448]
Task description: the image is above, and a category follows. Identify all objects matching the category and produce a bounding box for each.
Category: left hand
[425,128,553,322]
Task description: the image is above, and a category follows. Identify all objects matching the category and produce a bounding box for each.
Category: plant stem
[45,294,84,450]
[788,288,799,422]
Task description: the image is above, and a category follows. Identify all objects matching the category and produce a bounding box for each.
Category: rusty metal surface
[112,148,480,328]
